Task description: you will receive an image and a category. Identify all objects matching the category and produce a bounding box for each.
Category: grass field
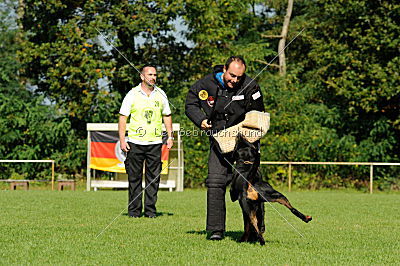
[1,189,399,265]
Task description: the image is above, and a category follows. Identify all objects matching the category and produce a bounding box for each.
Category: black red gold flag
[90,131,169,174]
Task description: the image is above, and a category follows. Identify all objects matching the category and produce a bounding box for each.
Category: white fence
[1,160,398,193]
[260,161,400,193]
[0,160,55,190]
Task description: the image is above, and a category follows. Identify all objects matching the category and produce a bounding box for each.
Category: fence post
[87,131,91,191]
[51,161,55,191]
[370,164,373,194]
[288,162,292,192]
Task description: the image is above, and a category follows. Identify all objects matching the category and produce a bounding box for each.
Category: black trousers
[206,143,234,231]
[125,143,162,217]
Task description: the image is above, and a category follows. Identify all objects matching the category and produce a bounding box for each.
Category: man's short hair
[225,56,246,70]
[140,64,156,73]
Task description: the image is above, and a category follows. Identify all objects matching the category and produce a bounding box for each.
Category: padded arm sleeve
[185,81,207,128]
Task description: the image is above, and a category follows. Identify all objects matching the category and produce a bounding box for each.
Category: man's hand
[167,138,174,149]
[120,141,130,153]
[119,115,130,153]
[201,119,212,130]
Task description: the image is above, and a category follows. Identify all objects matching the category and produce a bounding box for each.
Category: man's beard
[146,80,156,87]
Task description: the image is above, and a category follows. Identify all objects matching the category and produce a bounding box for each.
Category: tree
[0,1,84,179]
[10,0,399,188]
[259,0,400,188]
[291,0,399,162]
[18,0,188,132]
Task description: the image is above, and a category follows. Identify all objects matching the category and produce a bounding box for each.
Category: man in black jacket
[185,56,265,240]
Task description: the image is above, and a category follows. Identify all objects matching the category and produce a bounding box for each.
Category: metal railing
[0,160,55,190]
[260,161,400,193]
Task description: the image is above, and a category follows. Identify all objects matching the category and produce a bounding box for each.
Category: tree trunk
[278,0,293,76]
[17,0,25,87]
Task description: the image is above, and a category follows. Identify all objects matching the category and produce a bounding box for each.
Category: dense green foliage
[261,0,399,189]
[0,3,83,179]
[1,0,399,188]
[0,190,399,264]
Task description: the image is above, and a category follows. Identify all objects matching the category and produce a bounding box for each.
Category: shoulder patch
[207,96,215,107]
[232,95,244,101]
[199,90,208,100]
[252,91,261,100]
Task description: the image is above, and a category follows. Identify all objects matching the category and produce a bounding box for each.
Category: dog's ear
[238,133,252,147]
[232,135,244,159]
[233,135,247,155]
[233,134,258,160]
[234,134,252,149]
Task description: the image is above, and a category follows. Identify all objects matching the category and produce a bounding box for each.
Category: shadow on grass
[186,230,279,245]
[186,230,241,240]
[122,211,174,217]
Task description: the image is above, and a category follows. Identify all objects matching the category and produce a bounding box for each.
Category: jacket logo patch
[252,91,261,100]
[143,108,154,124]
[199,90,208,100]
[207,96,215,107]
[232,95,244,101]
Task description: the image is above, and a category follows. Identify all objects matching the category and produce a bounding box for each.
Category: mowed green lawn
[0,189,399,264]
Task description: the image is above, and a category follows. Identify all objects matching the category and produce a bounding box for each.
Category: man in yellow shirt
[119,65,173,218]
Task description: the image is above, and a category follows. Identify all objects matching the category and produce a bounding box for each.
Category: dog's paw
[259,237,266,246]
[304,215,312,223]
[248,232,258,242]
[239,234,248,243]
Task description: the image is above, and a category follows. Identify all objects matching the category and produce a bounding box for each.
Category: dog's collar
[236,159,254,164]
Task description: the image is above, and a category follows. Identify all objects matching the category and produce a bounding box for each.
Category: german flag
[90,131,169,174]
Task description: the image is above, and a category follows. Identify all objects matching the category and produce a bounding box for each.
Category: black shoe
[129,215,140,218]
[144,214,156,218]
[209,231,224,241]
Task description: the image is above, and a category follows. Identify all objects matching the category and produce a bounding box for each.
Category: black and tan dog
[230,136,312,245]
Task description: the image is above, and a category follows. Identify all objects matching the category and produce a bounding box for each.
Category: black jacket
[185,65,265,131]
